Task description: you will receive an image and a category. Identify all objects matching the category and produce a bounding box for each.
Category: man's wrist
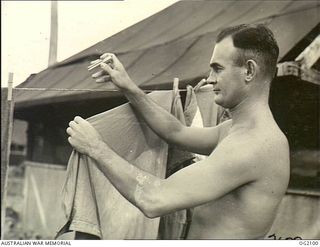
[89,140,108,160]
[121,80,139,93]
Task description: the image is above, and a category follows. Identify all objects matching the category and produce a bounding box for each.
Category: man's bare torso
[187,118,290,239]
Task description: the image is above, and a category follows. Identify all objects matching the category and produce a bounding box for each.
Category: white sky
[1,0,179,87]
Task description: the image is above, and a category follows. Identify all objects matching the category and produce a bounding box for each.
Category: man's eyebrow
[210,62,224,69]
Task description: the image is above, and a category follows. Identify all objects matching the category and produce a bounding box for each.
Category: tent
[14,0,319,108]
[12,0,319,165]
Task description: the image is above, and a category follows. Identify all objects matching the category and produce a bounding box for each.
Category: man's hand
[91,53,137,91]
[66,116,104,156]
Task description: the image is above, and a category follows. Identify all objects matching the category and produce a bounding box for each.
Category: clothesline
[13,87,188,93]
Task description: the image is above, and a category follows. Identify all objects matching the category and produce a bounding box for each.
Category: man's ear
[245,59,257,83]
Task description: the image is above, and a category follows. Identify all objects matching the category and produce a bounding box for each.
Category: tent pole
[1,73,15,239]
[48,1,58,67]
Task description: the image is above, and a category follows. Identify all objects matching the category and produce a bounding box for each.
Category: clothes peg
[8,72,14,101]
[173,77,179,95]
[194,78,207,92]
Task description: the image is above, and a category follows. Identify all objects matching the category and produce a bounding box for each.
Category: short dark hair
[216,24,279,79]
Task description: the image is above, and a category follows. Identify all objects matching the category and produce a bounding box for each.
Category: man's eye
[214,67,222,73]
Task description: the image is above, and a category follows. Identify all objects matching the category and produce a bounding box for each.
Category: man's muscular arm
[91,53,230,155]
[67,117,256,218]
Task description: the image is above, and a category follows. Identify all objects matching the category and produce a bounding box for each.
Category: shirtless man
[66,24,290,239]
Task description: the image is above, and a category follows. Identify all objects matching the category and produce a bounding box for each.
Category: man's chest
[192,191,243,224]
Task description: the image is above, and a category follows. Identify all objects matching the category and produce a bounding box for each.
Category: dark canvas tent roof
[15,0,319,108]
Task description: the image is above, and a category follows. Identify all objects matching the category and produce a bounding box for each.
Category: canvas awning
[15,0,319,108]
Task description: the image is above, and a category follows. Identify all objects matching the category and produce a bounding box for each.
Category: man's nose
[207,71,217,85]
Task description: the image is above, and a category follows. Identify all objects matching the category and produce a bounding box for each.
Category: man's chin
[214,96,224,106]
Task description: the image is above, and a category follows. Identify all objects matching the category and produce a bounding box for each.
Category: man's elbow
[167,126,187,147]
[142,207,161,219]
[138,194,166,219]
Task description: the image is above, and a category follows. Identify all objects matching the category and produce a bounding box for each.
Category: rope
[13,87,188,92]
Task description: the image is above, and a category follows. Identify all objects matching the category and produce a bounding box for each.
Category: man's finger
[100,53,113,59]
[69,121,82,133]
[100,53,123,69]
[109,54,123,68]
[74,116,93,129]
[66,127,75,136]
[100,53,109,59]
[69,121,78,128]
[100,62,113,74]
[92,70,105,78]
[74,116,85,124]
[68,137,74,146]
[96,75,111,83]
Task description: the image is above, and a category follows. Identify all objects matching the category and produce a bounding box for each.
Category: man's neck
[229,94,271,130]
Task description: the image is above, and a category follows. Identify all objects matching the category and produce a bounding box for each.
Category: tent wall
[268,193,320,239]
[269,76,319,193]
[22,162,67,239]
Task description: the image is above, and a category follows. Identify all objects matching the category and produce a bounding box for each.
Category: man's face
[207,37,248,109]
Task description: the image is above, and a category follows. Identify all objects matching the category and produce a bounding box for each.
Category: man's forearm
[90,140,164,218]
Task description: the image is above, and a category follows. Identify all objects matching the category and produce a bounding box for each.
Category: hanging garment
[184,85,207,162]
[194,84,230,127]
[158,88,194,240]
[57,91,172,239]
[184,84,229,127]
[165,87,195,176]
[184,85,198,127]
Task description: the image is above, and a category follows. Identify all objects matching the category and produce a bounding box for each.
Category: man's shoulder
[255,123,289,154]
